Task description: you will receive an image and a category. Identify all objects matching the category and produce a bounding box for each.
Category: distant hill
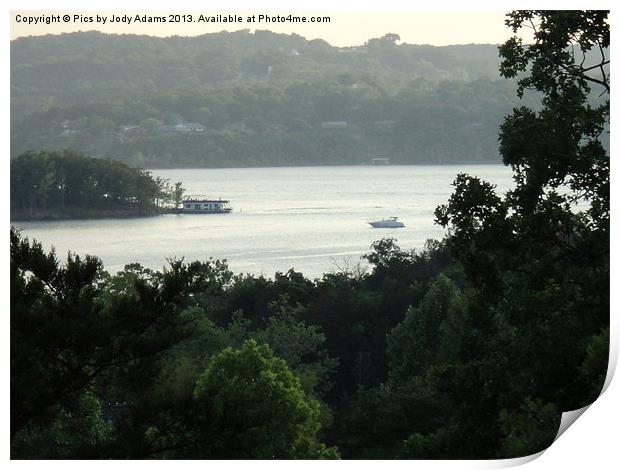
[11,30,530,167]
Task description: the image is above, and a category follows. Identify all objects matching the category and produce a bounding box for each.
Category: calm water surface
[15,165,513,279]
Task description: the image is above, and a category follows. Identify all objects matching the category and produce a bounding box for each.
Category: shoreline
[142,161,506,171]
[10,207,180,222]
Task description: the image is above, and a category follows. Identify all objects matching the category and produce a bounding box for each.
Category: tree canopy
[192,340,338,458]
[10,149,183,219]
[430,9,609,456]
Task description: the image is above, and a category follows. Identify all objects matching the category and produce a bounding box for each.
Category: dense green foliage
[11,228,454,458]
[10,149,182,219]
[192,340,338,458]
[431,10,609,457]
[12,30,541,167]
[10,11,609,460]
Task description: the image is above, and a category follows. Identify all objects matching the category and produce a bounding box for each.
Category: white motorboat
[368,217,405,228]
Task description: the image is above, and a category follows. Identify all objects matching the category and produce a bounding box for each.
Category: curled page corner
[492,450,545,468]
[550,326,618,443]
[545,338,618,453]
[493,342,617,468]
[490,406,592,469]
[554,405,590,442]
[600,331,618,395]
[549,343,616,447]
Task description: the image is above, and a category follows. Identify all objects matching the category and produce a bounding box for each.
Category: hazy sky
[11,10,512,46]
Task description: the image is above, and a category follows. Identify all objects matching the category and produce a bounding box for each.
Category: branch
[557,61,610,94]
[599,43,607,64]
[579,49,587,68]
[597,44,609,92]
[581,60,609,73]
[582,74,610,93]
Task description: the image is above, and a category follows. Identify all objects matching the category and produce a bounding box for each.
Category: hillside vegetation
[12,30,532,167]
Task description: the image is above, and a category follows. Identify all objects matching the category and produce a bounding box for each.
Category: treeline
[11,30,529,167]
[11,30,608,168]
[12,77,528,167]
[10,149,184,220]
[10,230,607,459]
[11,30,504,120]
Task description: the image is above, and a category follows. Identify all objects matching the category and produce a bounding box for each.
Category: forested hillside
[11,30,532,167]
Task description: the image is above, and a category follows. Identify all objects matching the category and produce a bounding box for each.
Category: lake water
[14,165,513,279]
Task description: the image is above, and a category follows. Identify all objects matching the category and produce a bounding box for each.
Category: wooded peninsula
[10,150,183,220]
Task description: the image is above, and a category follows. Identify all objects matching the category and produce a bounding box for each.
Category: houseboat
[182,196,232,213]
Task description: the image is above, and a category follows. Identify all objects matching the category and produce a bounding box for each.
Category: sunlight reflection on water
[15,165,513,279]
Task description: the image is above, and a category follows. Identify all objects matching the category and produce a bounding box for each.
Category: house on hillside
[120,125,140,134]
[174,122,205,132]
[321,121,348,129]
[157,122,205,133]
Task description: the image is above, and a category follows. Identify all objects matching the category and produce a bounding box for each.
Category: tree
[10,228,191,443]
[252,301,338,397]
[10,151,55,216]
[432,10,609,457]
[10,150,166,218]
[387,274,467,382]
[191,340,339,459]
[171,181,185,208]
[153,176,171,207]
[11,393,114,459]
[497,11,609,238]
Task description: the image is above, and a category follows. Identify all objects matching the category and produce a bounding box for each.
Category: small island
[10,149,184,220]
